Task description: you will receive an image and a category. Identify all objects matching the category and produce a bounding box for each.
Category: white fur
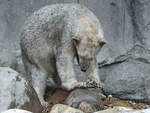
[20,3,106,106]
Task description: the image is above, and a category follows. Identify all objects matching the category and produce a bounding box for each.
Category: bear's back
[21,4,88,35]
[20,3,103,59]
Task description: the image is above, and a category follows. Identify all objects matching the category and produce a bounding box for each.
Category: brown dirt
[42,89,69,113]
[42,89,150,113]
[101,97,150,110]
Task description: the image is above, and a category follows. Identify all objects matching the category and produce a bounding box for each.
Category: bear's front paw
[74,82,87,88]
[62,80,88,90]
[87,77,104,89]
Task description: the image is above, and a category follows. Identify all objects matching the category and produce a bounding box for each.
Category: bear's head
[73,34,106,72]
[72,11,107,72]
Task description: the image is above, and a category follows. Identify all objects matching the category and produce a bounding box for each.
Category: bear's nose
[81,66,87,72]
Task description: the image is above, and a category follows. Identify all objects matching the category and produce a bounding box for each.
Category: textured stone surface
[94,107,150,113]
[98,44,150,81]
[65,88,106,112]
[1,109,32,113]
[102,59,150,103]
[78,101,97,113]
[50,104,84,113]
[0,44,17,69]
[98,45,150,102]
[126,0,150,49]
[0,67,42,113]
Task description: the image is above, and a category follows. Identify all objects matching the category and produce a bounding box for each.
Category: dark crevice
[98,44,150,68]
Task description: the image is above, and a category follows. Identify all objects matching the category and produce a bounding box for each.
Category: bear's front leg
[87,58,104,88]
[56,49,87,90]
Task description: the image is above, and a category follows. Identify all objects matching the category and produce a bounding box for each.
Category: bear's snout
[79,60,90,72]
[81,66,87,72]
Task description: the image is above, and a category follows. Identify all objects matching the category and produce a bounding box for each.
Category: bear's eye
[98,41,106,47]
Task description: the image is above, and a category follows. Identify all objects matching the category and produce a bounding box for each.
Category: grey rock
[65,88,106,112]
[102,58,150,103]
[2,109,32,113]
[94,107,150,113]
[50,104,84,113]
[127,45,150,62]
[0,67,42,113]
[98,44,150,82]
[0,44,17,70]
[74,64,87,82]
[78,101,97,113]
[126,0,150,49]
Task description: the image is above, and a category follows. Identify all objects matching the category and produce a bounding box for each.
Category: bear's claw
[87,79,104,89]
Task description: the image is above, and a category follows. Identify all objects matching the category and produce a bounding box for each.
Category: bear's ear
[98,39,107,47]
[72,36,80,45]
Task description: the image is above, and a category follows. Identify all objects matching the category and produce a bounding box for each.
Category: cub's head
[73,35,106,72]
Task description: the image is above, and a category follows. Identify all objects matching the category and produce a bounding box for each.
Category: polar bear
[20,3,106,106]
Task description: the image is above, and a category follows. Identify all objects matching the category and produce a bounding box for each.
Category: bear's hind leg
[22,55,49,106]
[31,67,49,106]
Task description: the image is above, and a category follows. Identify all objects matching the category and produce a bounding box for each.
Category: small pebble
[108,95,112,98]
